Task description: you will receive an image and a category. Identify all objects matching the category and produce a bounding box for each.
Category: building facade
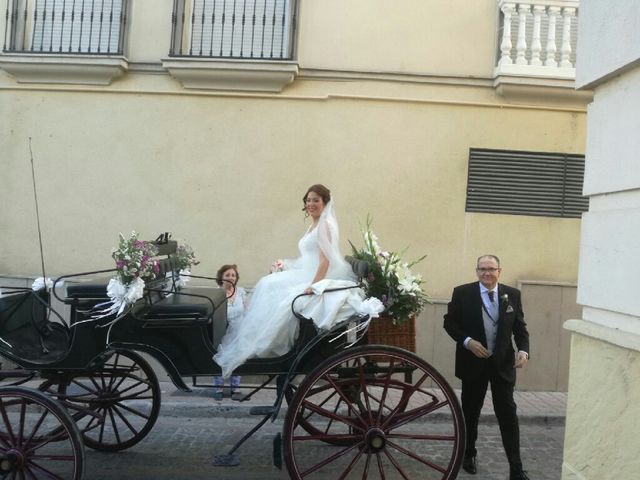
[1,0,588,390]
[563,0,640,477]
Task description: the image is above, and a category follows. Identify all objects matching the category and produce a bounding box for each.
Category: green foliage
[349,216,428,325]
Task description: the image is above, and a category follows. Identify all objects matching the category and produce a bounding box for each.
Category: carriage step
[273,433,282,470]
[212,454,240,467]
[249,406,276,416]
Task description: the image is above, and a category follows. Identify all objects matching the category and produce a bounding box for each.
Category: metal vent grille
[466,148,589,218]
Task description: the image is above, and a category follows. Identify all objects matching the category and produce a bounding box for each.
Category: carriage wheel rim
[283,345,465,480]
[0,386,85,479]
[55,350,161,452]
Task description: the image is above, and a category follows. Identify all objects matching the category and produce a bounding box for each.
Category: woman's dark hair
[216,264,239,286]
[302,184,331,211]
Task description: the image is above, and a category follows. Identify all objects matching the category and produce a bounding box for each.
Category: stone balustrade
[495,0,579,79]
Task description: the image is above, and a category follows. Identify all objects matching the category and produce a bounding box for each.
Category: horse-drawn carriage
[0,235,465,479]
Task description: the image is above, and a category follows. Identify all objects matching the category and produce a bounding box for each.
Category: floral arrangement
[112,232,160,284]
[175,243,199,271]
[270,259,285,273]
[173,242,199,288]
[349,216,428,325]
[93,231,160,318]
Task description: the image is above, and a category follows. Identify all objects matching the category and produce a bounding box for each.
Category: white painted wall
[575,0,640,89]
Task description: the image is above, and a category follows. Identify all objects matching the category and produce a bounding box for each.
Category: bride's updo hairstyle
[302,184,331,211]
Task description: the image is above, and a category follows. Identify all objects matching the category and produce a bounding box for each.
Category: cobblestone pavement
[84,407,564,479]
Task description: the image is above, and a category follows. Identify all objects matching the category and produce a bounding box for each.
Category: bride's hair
[302,184,331,211]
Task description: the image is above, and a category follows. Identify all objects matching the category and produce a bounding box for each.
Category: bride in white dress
[214,184,382,378]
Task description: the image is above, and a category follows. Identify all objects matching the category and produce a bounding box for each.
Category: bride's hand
[304,287,314,295]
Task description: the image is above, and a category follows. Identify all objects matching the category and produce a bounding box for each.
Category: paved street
[84,405,565,479]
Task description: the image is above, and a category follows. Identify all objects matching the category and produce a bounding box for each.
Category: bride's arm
[304,250,329,294]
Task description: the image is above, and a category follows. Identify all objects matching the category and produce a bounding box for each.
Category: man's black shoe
[462,455,477,474]
[510,470,530,480]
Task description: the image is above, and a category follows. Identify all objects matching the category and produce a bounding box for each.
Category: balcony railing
[495,0,579,79]
[169,0,296,60]
[3,0,128,55]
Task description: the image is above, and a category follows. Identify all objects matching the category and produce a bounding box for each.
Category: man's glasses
[476,267,500,273]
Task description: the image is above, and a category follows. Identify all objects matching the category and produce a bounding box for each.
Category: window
[3,0,127,54]
[466,148,588,218]
[170,0,296,59]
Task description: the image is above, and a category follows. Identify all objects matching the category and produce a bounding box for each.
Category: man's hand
[468,339,491,359]
[514,351,529,368]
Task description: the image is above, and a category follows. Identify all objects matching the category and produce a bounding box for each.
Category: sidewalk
[159,381,567,425]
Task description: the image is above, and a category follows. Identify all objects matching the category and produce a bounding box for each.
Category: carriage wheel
[283,345,465,480]
[58,350,161,452]
[0,386,85,479]
[284,361,364,447]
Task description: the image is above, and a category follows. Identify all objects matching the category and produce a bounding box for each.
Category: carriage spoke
[111,404,140,436]
[106,408,122,445]
[300,398,364,432]
[0,397,17,446]
[386,399,451,432]
[382,446,412,480]
[322,375,368,426]
[387,438,448,474]
[23,408,51,450]
[337,447,365,480]
[27,459,68,479]
[111,401,151,420]
[355,357,375,425]
[300,442,363,477]
[375,451,387,479]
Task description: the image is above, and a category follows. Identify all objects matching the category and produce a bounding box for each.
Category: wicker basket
[366,315,416,352]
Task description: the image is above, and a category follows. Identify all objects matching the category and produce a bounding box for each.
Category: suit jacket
[443,281,529,384]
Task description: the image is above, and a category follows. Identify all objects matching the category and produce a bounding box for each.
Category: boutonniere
[501,294,514,313]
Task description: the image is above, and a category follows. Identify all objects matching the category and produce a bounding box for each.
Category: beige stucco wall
[0,86,586,300]
[1,0,587,392]
[562,334,640,479]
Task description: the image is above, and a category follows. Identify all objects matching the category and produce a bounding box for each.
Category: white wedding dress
[213,202,382,378]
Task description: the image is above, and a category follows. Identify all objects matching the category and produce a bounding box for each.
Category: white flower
[32,277,54,291]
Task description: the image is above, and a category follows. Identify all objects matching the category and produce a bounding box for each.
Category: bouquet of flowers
[175,243,199,271]
[93,231,160,318]
[173,242,199,288]
[270,259,285,273]
[349,216,428,325]
[112,232,160,284]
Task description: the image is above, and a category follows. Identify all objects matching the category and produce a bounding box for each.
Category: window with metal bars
[3,0,127,54]
[170,0,296,59]
[466,148,589,218]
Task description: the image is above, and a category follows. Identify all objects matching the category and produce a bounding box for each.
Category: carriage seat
[138,287,226,329]
[66,283,109,299]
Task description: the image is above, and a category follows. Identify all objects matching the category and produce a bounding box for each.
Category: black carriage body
[0,241,466,479]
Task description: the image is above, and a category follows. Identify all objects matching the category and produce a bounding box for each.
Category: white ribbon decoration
[92,277,145,318]
[32,277,54,291]
[329,296,384,348]
[175,269,191,289]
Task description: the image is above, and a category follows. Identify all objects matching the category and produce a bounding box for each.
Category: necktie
[487,290,498,321]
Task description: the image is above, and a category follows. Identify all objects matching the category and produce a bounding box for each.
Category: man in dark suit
[443,254,530,480]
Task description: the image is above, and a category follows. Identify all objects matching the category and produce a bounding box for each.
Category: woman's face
[305,191,326,219]
[221,268,238,286]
